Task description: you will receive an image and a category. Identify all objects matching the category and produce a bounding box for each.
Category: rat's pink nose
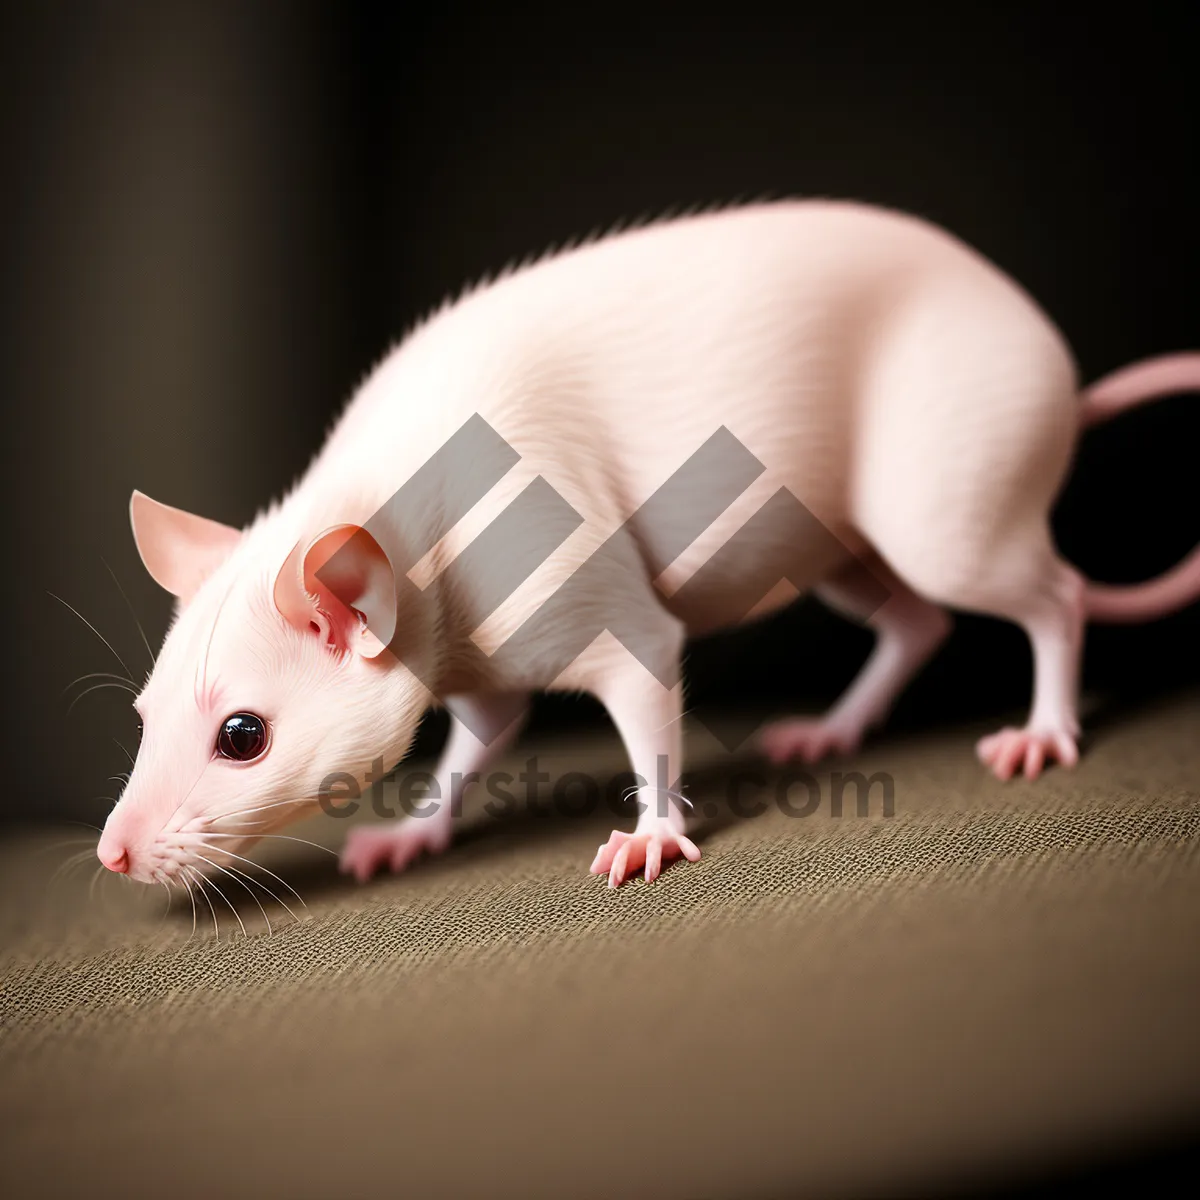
[98,845,129,874]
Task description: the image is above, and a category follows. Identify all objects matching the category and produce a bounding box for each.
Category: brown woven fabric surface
[2,692,1198,1198]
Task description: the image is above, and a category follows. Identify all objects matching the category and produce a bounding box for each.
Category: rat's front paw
[976,726,1079,781]
[589,822,701,888]
[759,716,862,765]
[339,820,452,883]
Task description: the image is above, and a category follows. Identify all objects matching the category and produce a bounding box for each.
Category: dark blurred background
[2,1,1197,828]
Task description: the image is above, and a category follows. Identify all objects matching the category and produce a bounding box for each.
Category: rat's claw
[591,824,701,888]
[976,726,1079,781]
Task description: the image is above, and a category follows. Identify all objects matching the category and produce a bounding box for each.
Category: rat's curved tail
[1077,351,1200,623]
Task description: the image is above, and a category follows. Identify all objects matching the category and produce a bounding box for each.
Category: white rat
[95,200,1200,892]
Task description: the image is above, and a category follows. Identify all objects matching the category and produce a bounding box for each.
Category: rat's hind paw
[339,821,452,883]
[758,716,861,765]
[589,823,701,888]
[976,726,1079,781]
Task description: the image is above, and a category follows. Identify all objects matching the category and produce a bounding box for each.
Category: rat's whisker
[158,761,218,834]
[204,855,302,924]
[62,819,105,835]
[221,863,297,928]
[53,847,99,872]
[61,670,137,695]
[214,810,305,830]
[31,836,99,860]
[654,707,692,732]
[189,858,247,940]
[88,864,106,908]
[47,591,134,680]
[178,870,199,939]
[225,867,279,936]
[100,554,157,672]
[185,867,220,942]
[197,832,337,859]
[156,876,174,921]
[66,680,139,715]
[618,784,693,810]
[664,787,694,810]
[207,796,315,826]
[113,739,136,768]
[190,844,299,925]
[47,848,100,888]
[178,836,309,909]
[191,852,275,935]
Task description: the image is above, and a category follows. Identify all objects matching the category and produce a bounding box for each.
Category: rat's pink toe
[590,830,630,875]
[645,839,662,883]
[1023,741,1044,780]
[976,732,1001,758]
[1052,732,1079,768]
[608,842,634,888]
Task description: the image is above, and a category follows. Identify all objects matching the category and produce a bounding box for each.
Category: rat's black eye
[216,713,269,762]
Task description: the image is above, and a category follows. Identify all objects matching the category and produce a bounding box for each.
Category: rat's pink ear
[273,524,396,660]
[130,490,241,602]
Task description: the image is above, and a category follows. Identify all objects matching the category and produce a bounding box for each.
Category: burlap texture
[2,692,1198,1198]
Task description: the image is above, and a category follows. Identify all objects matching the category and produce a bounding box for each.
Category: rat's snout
[96,827,130,874]
[97,803,147,878]
[97,842,129,874]
[97,794,187,883]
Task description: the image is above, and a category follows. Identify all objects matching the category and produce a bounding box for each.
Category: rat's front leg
[340,691,529,882]
[590,671,701,888]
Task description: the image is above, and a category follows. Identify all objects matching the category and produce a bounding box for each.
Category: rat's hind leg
[759,554,952,764]
[972,555,1085,780]
[852,294,1085,780]
[340,691,529,882]
[878,520,1086,781]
